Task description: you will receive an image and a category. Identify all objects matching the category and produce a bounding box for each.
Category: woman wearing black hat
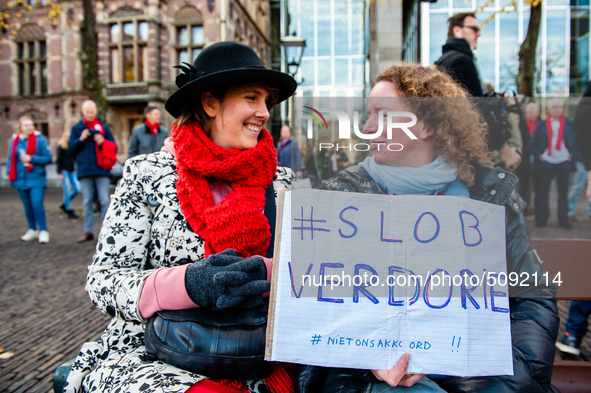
[63,42,297,393]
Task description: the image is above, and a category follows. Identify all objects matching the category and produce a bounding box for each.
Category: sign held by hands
[266,189,513,377]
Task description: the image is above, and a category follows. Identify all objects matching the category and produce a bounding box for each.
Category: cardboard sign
[266,189,513,377]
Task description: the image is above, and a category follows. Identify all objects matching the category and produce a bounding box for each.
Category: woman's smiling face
[205,84,271,150]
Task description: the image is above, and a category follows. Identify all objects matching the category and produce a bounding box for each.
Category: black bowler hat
[165,41,297,118]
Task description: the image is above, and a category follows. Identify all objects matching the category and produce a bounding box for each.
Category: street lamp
[280,32,306,144]
[281,32,306,79]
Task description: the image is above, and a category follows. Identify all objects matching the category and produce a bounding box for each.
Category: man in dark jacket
[436,13,484,98]
[528,99,577,229]
[277,125,302,178]
[437,13,521,171]
[128,107,168,158]
[68,100,117,243]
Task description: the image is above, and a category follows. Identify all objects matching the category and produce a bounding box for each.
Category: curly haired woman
[297,65,559,393]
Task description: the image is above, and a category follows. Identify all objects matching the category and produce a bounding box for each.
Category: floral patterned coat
[64,151,294,393]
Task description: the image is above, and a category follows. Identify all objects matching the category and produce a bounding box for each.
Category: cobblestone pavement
[0,188,110,393]
[0,185,590,393]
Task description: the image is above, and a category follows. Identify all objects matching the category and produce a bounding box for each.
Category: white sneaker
[21,229,39,242]
[39,231,50,244]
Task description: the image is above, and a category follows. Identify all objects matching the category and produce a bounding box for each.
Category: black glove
[216,280,271,309]
[215,259,270,308]
[185,249,269,309]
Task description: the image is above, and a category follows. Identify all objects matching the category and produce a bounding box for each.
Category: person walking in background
[436,12,521,171]
[330,146,339,175]
[576,81,591,203]
[6,116,52,243]
[566,146,590,222]
[567,83,591,222]
[525,102,541,137]
[128,106,168,158]
[556,81,591,356]
[303,141,319,179]
[56,130,80,219]
[529,99,577,229]
[521,102,541,215]
[277,124,302,178]
[320,150,333,180]
[69,100,117,243]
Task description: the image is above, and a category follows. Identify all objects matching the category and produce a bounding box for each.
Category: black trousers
[534,160,571,224]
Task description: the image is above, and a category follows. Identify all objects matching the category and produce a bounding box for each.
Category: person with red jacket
[68,100,117,243]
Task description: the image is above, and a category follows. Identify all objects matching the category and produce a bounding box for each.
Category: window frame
[108,19,149,84]
[34,121,50,138]
[173,21,205,69]
[14,38,47,96]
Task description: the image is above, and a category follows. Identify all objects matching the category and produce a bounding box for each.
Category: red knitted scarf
[9,133,36,181]
[146,119,159,136]
[185,363,294,393]
[173,121,277,258]
[545,115,565,156]
[175,122,294,392]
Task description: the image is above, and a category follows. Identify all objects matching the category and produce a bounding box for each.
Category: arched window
[14,25,47,96]
[174,6,204,66]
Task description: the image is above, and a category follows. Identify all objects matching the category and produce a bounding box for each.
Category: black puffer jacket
[436,38,483,98]
[436,39,511,152]
[298,164,559,393]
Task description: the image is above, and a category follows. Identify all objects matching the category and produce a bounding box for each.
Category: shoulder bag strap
[263,183,276,258]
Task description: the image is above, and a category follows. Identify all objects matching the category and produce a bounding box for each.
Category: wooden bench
[531,239,591,393]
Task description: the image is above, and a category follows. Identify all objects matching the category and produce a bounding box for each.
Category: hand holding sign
[372,353,427,388]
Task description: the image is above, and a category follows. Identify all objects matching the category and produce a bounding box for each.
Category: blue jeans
[80,176,110,233]
[534,160,571,224]
[61,170,80,211]
[567,161,591,216]
[371,377,445,393]
[565,301,591,339]
[17,187,47,231]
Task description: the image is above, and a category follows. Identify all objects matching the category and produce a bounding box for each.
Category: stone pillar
[369,0,403,82]
[96,23,111,86]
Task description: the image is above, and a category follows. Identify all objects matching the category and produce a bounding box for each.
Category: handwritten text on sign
[267,189,513,377]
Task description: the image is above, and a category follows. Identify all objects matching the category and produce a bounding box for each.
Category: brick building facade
[0,0,271,163]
